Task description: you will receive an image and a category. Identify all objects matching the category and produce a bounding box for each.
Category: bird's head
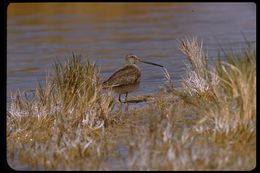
[125,54,140,64]
[125,54,164,68]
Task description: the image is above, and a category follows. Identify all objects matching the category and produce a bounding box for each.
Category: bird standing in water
[103,54,164,103]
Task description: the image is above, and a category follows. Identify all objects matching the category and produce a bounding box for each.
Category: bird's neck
[127,64,139,69]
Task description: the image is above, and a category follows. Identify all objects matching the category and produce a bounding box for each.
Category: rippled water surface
[7,3,256,105]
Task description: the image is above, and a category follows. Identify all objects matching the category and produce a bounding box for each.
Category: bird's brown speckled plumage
[103,64,141,94]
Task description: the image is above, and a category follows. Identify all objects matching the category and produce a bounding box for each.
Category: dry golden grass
[7,39,256,170]
[125,38,256,170]
[7,53,117,170]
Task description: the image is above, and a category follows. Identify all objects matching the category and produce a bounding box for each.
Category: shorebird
[103,54,164,103]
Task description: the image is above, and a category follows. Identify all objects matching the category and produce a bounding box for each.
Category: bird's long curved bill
[140,60,164,67]
[140,60,172,82]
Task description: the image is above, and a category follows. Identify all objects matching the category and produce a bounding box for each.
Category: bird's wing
[103,65,141,87]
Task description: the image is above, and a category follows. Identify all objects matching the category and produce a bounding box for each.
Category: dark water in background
[7,3,256,106]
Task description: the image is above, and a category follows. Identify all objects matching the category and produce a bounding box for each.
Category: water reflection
[7,3,256,106]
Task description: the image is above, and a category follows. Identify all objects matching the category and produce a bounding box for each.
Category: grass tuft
[7,53,115,170]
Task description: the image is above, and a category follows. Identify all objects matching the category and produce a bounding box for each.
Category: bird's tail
[102,80,120,90]
[102,80,110,89]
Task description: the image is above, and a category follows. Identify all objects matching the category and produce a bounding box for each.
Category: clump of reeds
[126,37,256,170]
[202,44,256,147]
[7,53,115,170]
[178,37,218,98]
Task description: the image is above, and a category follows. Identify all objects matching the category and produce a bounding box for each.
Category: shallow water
[7,3,256,106]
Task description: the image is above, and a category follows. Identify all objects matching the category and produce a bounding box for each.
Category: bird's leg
[125,92,128,103]
[118,94,123,113]
[125,92,129,111]
[118,94,122,103]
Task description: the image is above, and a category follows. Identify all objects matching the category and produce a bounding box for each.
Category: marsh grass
[126,38,256,170]
[7,39,256,170]
[7,53,117,170]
